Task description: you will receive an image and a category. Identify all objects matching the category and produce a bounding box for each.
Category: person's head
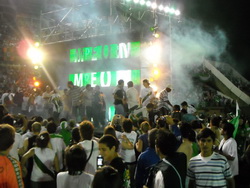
[127,81,133,88]
[0,124,15,152]
[86,84,92,90]
[99,135,119,162]
[95,85,100,91]
[36,131,50,149]
[146,103,154,112]
[173,105,180,112]
[166,85,172,92]
[92,166,122,188]
[191,120,203,130]
[34,116,43,123]
[71,127,81,144]
[104,126,117,138]
[155,129,177,157]
[221,122,235,138]
[31,122,42,134]
[122,118,133,133]
[47,122,57,134]
[148,128,158,148]
[181,101,188,109]
[1,115,14,126]
[157,116,169,130]
[210,116,221,128]
[140,121,150,133]
[142,79,150,88]
[65,144,87,173]
[79,120,94,140]
[179,122,192,139]
[118,79,124,88]
[197,128,215,156]
[67,81,74,89]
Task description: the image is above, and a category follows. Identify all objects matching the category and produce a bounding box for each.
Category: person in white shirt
[57,145,93,188]
[78,121,99,175]
[126,81,139,112]
[140,79,155,107]
[219,122,239,176]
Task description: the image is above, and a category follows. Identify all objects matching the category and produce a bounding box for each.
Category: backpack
[145,159,184,188]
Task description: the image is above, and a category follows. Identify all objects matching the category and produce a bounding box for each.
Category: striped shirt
[68,86,82,106]
[187,152,232,188]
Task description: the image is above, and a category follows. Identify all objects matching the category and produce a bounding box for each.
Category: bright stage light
[34,42,40,47]
[151,2,157,9]
[151,84,158,92]
[169,8,175,14]
[27,47,44,64]
[153,69,159,75]
[153,32,160,38]
[34,81,40,87]
[140,0,145,5]
[175,10,180,16]
[146,1,151,7]
[158,5,164,11]
[143,42,162,63]
[134,0,139,3]
[34,65,39,69]
[164,6,170,13]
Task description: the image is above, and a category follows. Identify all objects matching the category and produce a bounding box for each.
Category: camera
[97,155,104,169]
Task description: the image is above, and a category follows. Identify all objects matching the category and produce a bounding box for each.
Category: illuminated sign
[69,41,141,63]
[69,70,141,87]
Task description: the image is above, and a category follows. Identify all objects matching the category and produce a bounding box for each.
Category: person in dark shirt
[99,135,130,188]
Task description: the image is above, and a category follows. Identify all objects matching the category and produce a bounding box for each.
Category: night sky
[182,0,250,80]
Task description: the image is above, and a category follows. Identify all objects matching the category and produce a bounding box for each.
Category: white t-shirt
[22,96,29,111]
[78,140,99,175]
[126,87,139,109]
[57,171,93,188]
[140,87,154,107]
[50,136,66,170]
[119,131,137,163]
[34,95,44,112]
[31,147,56,182]
[9,133,23,161]
[219,137,239,176]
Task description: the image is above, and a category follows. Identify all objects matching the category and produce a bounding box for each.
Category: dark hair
[27,120,36,131]
[146,103,154,109]
[92,166,122,188]
[65,145,87,173]
[67,81,73,86]
[34,116,43,123]
[118,79,124,85]
[79,120,94,140]
[0,105,8,122]
[222,122,235,138]
[181,101,188,106]
[155,129,177,157]
[211,116,221,127]
[197,128,216,142]
[179,123,192,139]
[191,120,202,129]
[104,126,117,138]
[1,115,14,126]
[127,81,133,87]
[60,118,67,123]
[143,79,150,85]
[173,105,180,111]
[71,127,81,144]
[122,118,133,133]
[47,122,57,134]
[36,132,50,148]
[47,117,55,122]
[99,135,119,152]
[0,124,15,151]
[148,128,158,148]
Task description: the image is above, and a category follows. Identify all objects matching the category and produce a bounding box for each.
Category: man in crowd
[113,79,127,116]
[187,128,235,188]
[126,81,139,112]
[67,81,83,122]
[140,79,155,107]
[42,85,53,118]
[158,85,173,115]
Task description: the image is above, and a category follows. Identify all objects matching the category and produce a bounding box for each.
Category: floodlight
[158,5,164,11]
[146,1,151,7]
[169,8,175,14]
[134,0,139,3]
[164,6,170,13]
[151,2,157,9]
[140,0,145,5]
[175,10,180,16]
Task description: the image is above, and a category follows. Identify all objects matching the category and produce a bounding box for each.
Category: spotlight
[153,32,160,38]
[34,42,40,47]
[164,6,170,13]
[169,8,175,14]
[146,1,151,7]
[151,2,157,9]
[140,0,145,5]
[158,5,164,11]
[34,81,40,87]
[34,65,39,69]
[27,47,44,64]
[175,10,181,16]
[134,0,139,3]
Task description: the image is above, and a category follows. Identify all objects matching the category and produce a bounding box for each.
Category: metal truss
[40,0,180,45]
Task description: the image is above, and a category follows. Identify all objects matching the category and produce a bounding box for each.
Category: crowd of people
[0,78,250,188]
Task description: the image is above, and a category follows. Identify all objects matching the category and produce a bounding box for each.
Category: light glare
[146,1,151,6]
[175,10,180,16]
[140,0,145,5]
[158,5,164,11]
[151,2,157,9]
